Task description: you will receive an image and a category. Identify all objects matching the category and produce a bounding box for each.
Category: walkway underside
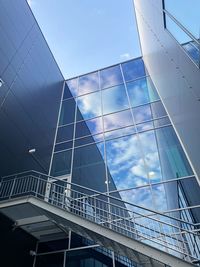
[0,196,195,267]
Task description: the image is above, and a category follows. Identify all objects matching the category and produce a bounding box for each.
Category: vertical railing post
[9,177,16,198]
[35,176,40,197]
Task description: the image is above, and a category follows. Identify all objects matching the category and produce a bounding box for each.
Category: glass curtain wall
[50,58,193,212]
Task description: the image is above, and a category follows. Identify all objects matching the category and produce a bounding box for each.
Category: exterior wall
[134,0,200,184]
[0,2,64,265]
[0,0,64,177]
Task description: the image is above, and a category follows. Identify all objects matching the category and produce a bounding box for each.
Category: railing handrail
[0,171,199,229]
[0,173,199,237]
[0,170,200,262]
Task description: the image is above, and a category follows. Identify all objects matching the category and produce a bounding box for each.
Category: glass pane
[72,143,107,191]
[155,126,193,180]
[136,121,154,132]
[63,82,73,100]
[66,78,78,97]
[100,65,123,89]
[51,150,72,177]
[104,126,136,140]
[133,104,152,124]
[76,117,103,138]
[76,120,93,139]
[106,135,148,190]
[59,98,76,126]
[127,77,160,108]
[78,71,99,95]
[122,58,146,81]
[126,78,150,107]
[103,109,133,132]
[54,141,73,152]
[182,42,200,65]
[77,91,101,120]
[65,249,112,267]
[86,117,103,135]
[120,187,154,209]
[57,124,74,143]
[154,117,171,128]
[164,0,200,38]
[75,134,103,147]
[139,131,162,183]
[151,101,167,118]
[152,184,168,211]
[102,84,129,114]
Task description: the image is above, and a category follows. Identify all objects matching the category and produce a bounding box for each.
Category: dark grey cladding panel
[0,0,65,176]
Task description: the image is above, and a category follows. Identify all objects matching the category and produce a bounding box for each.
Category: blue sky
[28,0,141,78]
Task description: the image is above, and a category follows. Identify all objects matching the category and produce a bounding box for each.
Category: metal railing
[0,170,200,264]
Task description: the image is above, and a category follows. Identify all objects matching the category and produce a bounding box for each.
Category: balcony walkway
[0,171,199,267]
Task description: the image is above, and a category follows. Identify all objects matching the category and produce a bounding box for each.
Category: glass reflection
[151,101,167,118]
[66,78,78,97]
[63,83,73,100]
[51,150,72,177]
[76,117,103,138]
[105,135,148,190]
[54,59,194,217]
[151,184,168,211]
[77,91,101,120]
[100,65,123,89]
[102,84,129,115]
[126,77,159,107]
[72,143,107,191]
[75,134,103,147]
[122,58,146,81]
[104,126,136,141]
[57,124,74,143]
[59,98,76,126]
[155,126,193,180]
[120,187,154,209]
[86,117,103,135]
[78,72,99,95]
[136,121,154,132]
[133,104,152,124]
[55,141,73,152]
[153,117,171,128]
[103,109,133,132]
[139,131,162,183]
[182,42,200,65]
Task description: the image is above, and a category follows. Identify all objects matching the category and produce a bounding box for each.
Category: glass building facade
[50,57,194,212]
[36,57,200,265]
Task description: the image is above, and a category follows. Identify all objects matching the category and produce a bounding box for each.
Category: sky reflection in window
[103,109,133,132]
[100,65,123,89]
[66,78,78,97]
[78,71,99,95]
[122,58,146,81]
[102,84,129,114]
[77,91,101,120]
